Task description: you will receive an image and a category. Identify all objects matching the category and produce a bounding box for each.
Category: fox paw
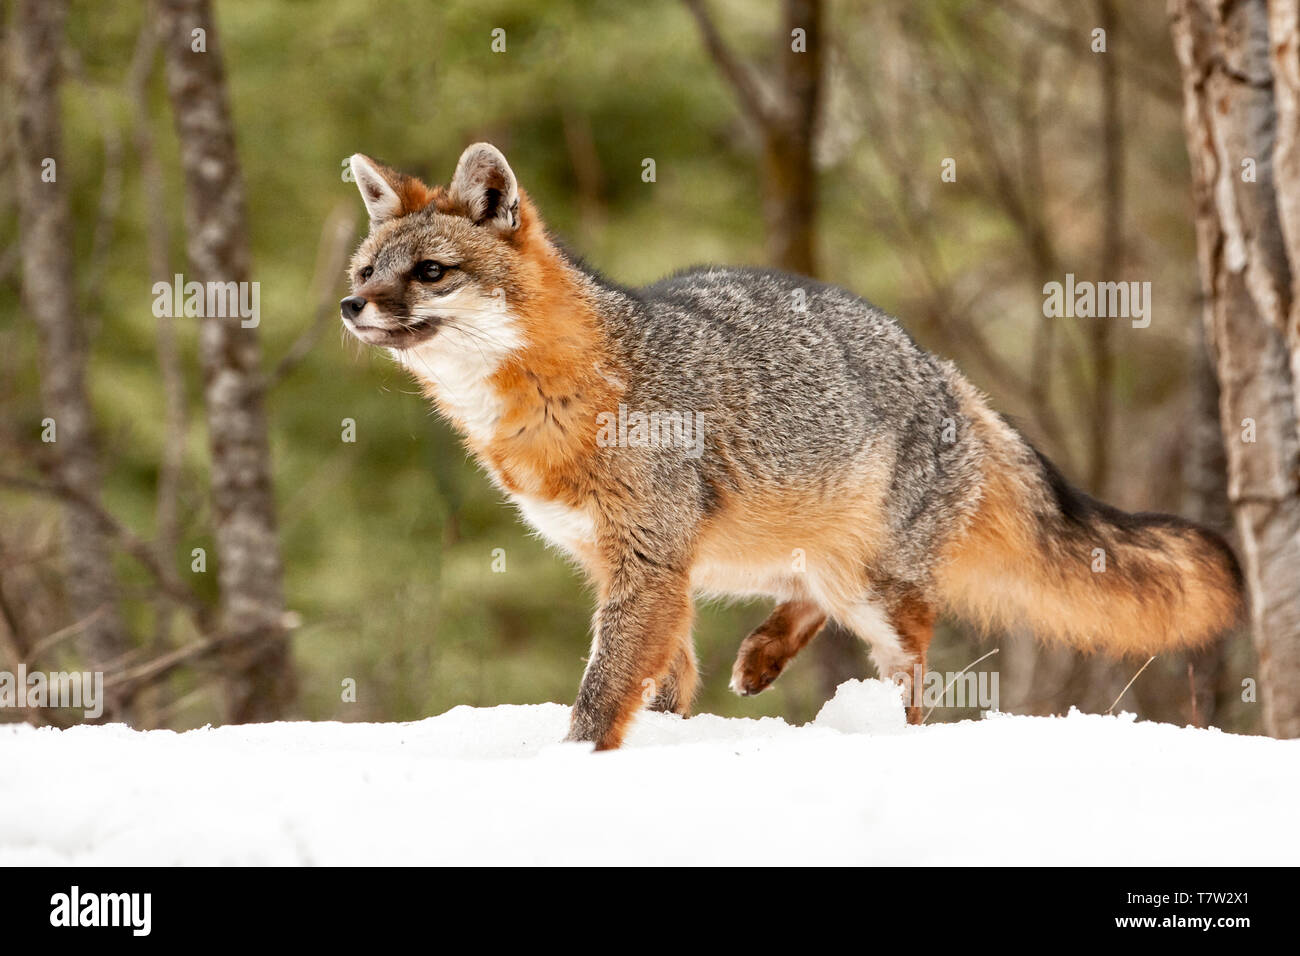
[729,635,790,696]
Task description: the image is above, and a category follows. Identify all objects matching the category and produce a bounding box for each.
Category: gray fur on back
[578,263,984,584]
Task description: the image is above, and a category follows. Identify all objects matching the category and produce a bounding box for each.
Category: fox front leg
[644,641,698,715]
[565,559,693,750]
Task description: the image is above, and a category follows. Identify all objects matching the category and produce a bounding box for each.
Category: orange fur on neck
[478,193,622,503]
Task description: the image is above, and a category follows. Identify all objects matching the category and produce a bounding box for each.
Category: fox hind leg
[730,599,828,696]
[839,591,935,725]
[887,593,935,725]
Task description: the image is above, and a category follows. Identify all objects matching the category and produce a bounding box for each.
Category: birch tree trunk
[1170,0,1300,737]
[157,0,295,722]
[11,0,129,710]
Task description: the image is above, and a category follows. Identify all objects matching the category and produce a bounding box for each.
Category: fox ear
[449,143,519,233]
[350,154,408,226]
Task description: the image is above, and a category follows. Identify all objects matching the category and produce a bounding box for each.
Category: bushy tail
[935,407,1244,656]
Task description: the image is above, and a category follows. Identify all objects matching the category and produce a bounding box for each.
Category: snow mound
[813,678,907,734]
[1,682,1296,865]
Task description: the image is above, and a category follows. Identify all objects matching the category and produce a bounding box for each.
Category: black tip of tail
[1028,444,1245,597]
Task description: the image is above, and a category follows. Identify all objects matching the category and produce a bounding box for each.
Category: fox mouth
[344,315,439,349]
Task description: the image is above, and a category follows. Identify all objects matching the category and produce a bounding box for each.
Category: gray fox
[341,142,1244,749]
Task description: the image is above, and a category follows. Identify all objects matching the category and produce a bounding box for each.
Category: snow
[2,678,1296,865]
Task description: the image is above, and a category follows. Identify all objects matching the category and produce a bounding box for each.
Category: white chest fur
[512,493,597,554]
[393,293,523,447]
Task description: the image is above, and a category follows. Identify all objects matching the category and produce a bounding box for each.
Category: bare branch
[682,0,772,127]
[0,473,214,632]
[127,7,190,654]
[268,203,357,388]
[22,603,109,666]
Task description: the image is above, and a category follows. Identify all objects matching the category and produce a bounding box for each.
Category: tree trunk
[1176,321,1235,727]
[1170,0,1300,738]
[157,0,295,722]
[11,0,129,713]
[684,0,823,275]
[1088,0,1123,496]
[762,0,822,276]
[1268,0,1300,428]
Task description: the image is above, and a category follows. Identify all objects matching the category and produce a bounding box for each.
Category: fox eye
[414,260,445,283]
[359,265,373,281]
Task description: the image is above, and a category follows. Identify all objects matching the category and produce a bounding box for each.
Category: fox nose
[340,295,367,320]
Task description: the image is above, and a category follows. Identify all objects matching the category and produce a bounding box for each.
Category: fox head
[340,143,616,452]
[341,143,529,352]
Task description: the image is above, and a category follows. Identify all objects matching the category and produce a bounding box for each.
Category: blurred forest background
[2,0,1298,735]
